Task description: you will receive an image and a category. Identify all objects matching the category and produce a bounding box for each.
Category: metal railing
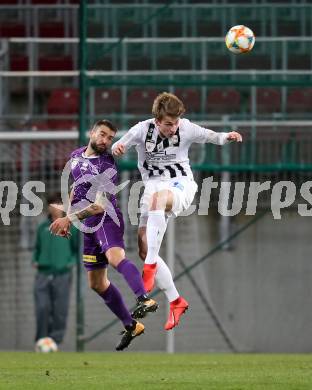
[0,68,311,125]
[0,3,311,39]
[1,119,312,171]
[1,36,311,121]
[6,36,312,71]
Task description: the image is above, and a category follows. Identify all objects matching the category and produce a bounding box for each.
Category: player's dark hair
[152,92,185,120]
[92,119,117,133]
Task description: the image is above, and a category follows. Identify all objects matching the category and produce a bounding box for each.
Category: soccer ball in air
[35,337,58,353]
[225,25,255,54]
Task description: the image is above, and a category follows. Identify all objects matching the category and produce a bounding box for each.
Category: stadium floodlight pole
[76,0,88,353]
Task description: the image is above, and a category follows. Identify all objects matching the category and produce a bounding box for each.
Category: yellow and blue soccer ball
[225,25,255,54]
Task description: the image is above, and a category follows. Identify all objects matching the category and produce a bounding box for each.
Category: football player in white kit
[112,92,242,330]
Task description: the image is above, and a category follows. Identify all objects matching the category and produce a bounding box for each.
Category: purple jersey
[70,146,120,227]
[69,147,125,270]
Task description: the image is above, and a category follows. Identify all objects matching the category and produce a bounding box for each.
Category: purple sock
[117,259,146,298]
[99,283,133,327]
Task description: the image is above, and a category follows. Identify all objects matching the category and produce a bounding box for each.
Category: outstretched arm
[226,131,242,143]
[49,190,106,237]
[187,120,242,145]
[112,142,126,157]
[112,122,143,157]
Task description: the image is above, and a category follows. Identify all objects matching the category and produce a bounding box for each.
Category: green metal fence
[77,2,312,351]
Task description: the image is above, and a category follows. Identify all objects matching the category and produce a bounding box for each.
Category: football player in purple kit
[49,120,158,351]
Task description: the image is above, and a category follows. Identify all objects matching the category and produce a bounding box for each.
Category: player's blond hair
[152,92,185,120]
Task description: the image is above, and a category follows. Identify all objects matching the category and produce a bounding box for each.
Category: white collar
[82,152,99,159]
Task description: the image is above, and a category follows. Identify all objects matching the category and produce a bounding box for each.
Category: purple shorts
[83,214,125,271]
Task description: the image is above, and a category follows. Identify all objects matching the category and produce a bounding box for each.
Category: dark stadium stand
[236,54,272,70]
[0,22,26,37]
[287,88,312,113]
[10,54,28,71]
[127,56,151,71]
[38,21,65,38]
[157,55,192,70]
[38,55,73,71]
[0,2,311,124]
[127,88,159,114]
[206,89,241,114]
[175,88,201,114]
[94,88,122,114]
[250,88,281,114]
[46,88,79,115]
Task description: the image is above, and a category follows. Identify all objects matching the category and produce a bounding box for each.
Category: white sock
[145,210,167,264]
[155,255,179,302]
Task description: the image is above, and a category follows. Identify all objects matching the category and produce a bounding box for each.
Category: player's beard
[90,140,107,155]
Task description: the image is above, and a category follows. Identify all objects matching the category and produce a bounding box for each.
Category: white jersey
[112,118,229,183]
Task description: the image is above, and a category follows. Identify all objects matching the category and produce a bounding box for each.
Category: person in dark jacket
[32,193,78,347]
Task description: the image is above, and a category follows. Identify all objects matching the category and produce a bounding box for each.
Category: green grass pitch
[0,352,312,389]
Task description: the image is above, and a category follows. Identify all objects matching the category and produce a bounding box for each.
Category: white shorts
[139,177,198,227]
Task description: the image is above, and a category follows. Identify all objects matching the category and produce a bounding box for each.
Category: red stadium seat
[206,88,241,114]
[47,88,79,115]
[16,122,75,172]
[49,120,78,131]
[31,0,59,3]
[29,121,50,132]
[10,55,29,71]
[39,21,65,38]
[94,88,121,114]
[127,89,159,114]
[38,55,73,71]
[287,88,312,113]
[16,141,48,172]
[175,88,201,113]
[249,88,281,114]
[54,140,77,170]
[0,22,25,37]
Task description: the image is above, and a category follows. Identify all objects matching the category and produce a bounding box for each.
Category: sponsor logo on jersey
[172,181,184,191]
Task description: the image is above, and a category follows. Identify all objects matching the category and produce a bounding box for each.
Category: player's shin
[145,209,167,264]
[143,210,167,292]
[116,258,146,297]
[155,255,179,302]
[99,283,133,327]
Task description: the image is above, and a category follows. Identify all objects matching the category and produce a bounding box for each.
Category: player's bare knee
[105,247,125,269]
[89,278,109,294]
[150,190,173,211]
[106,254,122,269]
[150,192,165,210]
